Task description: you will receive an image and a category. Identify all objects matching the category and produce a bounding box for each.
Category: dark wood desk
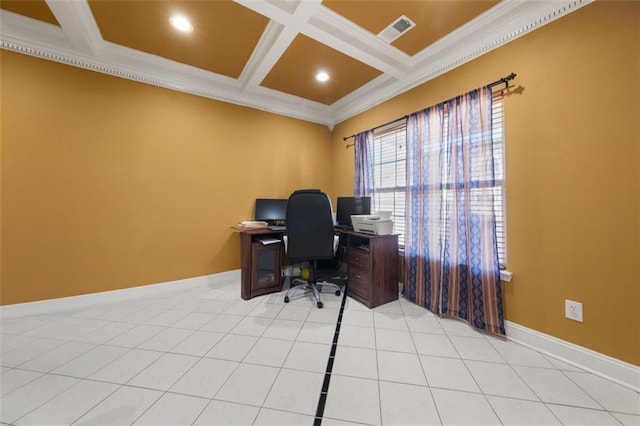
[343,231,399,308]
[235,227,284,300]
[235,227,399,307]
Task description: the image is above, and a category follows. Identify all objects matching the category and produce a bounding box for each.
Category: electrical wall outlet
[565,300,583,322]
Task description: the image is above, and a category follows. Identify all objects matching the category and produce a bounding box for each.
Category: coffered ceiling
[0,0,590,128]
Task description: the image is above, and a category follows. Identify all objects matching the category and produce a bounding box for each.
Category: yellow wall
[1,1,638,366]
[1,50,334,305]
[333,1,639,365]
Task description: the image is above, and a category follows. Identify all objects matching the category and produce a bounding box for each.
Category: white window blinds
[370,93,507,267]
[371,124,407,247]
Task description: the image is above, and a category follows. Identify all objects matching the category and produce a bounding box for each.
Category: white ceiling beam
[44,0,103,55]
[238,0,323,91]
[234,0,299,30]
[238,21,291,90]
[306,6,410,79]
[235,0,408,79]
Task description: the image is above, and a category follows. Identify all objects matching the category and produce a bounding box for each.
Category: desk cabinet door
[251,243,281,292]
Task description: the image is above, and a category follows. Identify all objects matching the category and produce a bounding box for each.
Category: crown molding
[0,9,331,125]
[1,0,592,128]
[330,0,594,124]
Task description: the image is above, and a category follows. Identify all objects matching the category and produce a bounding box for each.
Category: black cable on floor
[314,284,348,426]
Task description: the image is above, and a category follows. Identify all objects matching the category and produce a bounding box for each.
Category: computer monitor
[336,196,371,227]
[254,198,288,225]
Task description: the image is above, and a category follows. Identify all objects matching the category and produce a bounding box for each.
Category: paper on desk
[238,221,268,228]
[255,237,281,245]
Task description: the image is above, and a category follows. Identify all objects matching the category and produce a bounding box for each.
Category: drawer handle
[355,274,362,279]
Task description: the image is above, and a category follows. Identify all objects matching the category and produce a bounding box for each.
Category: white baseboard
[505,320,639,392]
[0,269,241,319]
[1,272,636,393]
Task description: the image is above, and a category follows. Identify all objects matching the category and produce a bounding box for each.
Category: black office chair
[284,189,341,308]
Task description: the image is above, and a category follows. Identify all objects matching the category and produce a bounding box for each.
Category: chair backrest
[286,189,335,260]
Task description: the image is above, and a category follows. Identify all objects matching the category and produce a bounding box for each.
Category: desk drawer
[348,248,370,269]
[348,266,369,300]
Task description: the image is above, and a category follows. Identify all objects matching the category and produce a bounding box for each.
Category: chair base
[284,278,341,309]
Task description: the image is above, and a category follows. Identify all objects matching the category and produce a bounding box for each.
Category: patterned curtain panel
[353,130,374,197]
[404,86,505,336]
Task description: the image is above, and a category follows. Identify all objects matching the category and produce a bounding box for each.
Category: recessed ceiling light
[316,70,330,83]
[170,15,193,33]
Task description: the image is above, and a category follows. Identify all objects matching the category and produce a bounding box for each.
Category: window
[371,123,407,246]
[491,94,507,267]
[370,93,507,267]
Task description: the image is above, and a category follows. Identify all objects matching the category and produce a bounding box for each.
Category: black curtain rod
[488,72,517,89]
[342,116,408,142]
[343,72,517,142]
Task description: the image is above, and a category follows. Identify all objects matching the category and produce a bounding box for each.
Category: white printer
[351,211,393,235]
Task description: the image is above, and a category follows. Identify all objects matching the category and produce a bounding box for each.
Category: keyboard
[267,225,286,231]
[334,224,352,231]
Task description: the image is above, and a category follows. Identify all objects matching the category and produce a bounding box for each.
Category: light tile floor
[1,272,639,425]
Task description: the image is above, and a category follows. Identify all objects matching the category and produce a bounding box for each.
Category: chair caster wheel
[284,296,290,303]
[317,301,323,309]
[335,290,341,296]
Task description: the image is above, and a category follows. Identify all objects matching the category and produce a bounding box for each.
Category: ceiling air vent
[378,15,416,43]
